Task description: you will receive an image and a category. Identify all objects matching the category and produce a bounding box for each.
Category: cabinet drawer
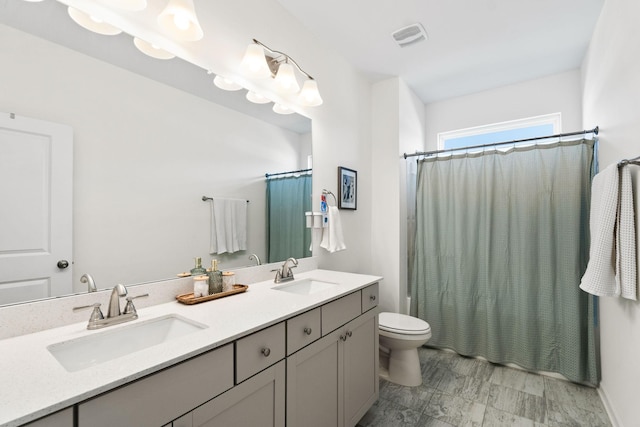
[77,343,234,427]
[287,307,321,355]
[236,322,285,383]
[361,283,379,312]
[25,408,73,427]
[321,291,361,335]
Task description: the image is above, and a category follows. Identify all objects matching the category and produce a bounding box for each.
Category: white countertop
[0,269,381,427]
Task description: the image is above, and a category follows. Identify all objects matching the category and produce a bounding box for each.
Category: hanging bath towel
[579,163,638,299]
[209,198,247,255]
[320,206,346,253]
[616,166,637,300]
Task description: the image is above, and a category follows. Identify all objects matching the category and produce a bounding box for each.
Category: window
[438,113,562,152]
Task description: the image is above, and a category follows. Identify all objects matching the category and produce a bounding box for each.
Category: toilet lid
[379,312,430,335]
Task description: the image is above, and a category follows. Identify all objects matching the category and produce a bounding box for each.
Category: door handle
[57,260,69,269]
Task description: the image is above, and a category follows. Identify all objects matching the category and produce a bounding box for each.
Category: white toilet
[378,312,432,387]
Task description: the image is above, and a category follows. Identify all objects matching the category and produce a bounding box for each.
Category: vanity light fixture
[274,61,300,94]
[240,43,272,79]
[297,79,323,107]
[240,39,323,106]
[273,103,294,115]
[67,7,122,35]
[246,91,271,104]
[213,75,243,91]
[133,37,175,59]
[157,0,204,41]
[110,0,148,11]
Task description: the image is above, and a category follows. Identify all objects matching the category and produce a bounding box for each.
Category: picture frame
[337,166,357,210]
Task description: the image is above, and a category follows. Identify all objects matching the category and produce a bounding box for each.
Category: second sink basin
[47,314,207,372]
[272,278,338,295]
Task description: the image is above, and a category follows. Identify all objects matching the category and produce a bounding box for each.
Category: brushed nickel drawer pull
[261,347,271,357]
[370,295,376,301]
[304,327,312,335]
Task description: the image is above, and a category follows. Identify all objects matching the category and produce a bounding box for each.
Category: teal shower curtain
[266,174,312,263]
[410,139,599,385]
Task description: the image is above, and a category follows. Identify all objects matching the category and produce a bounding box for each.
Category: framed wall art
[337,166,357,210]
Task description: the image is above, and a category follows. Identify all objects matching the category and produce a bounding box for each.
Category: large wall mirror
[0,1,312,305]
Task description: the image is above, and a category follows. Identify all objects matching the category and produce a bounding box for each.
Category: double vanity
[0,268,381,427]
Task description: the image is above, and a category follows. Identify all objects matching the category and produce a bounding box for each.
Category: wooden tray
[176,284,248,305]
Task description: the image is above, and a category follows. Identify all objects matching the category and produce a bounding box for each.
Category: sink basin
[47,314,207,372]
[272,278,338,295]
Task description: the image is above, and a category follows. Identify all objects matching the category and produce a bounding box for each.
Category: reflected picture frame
[337,166,357,210]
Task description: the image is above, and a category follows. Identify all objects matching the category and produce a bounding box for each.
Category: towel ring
[322,189,337,206]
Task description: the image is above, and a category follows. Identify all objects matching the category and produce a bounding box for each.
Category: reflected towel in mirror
[209,198,247,254]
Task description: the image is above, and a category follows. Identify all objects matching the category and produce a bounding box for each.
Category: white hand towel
[320,206,346,253]
[616,166,637,300]
[209,198,247,255]
[579,164,619,297]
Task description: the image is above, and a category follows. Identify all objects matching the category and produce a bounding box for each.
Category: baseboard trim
[597,385,620,427]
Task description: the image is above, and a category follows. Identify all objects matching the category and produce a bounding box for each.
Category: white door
[0,112,73,305]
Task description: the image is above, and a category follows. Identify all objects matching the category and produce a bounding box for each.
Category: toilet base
[379,347,422,387]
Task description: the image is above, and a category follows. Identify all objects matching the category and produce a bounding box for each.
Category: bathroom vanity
[0,269,381,427]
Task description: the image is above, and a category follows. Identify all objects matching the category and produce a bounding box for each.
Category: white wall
[581,0,640,425]
[424,70,584,150]
[371,77,425,313]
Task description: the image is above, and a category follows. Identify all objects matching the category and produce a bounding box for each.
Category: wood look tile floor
[357,347,611,427]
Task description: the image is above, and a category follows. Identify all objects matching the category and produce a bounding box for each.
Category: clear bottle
[190,257,207,276]
[208,259,223,294]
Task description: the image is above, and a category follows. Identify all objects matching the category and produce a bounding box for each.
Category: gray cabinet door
[286,328,343,427]
[193,360,285,427]
[343,312,379,427]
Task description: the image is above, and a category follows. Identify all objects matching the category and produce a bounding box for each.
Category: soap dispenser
[208,259,223,294]
[190,257,207,276]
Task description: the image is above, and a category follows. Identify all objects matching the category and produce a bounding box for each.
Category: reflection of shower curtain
[266,174,312,263]
[410,139,599,385]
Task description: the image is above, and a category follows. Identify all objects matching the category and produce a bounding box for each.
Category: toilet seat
[379,312,430,336]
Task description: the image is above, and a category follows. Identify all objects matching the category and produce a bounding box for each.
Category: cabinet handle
[346,331,353,338]
[304,327,312,335]
[340,334,347,342]
[261,347,271,357]
[370,295,376,301]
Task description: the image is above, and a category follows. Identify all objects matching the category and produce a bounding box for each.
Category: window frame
[437,113,562,151]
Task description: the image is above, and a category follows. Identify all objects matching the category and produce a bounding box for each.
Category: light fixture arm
[252,39,315,81]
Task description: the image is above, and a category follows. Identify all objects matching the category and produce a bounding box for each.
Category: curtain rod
[403,126,599,159]
[265,168,312,178]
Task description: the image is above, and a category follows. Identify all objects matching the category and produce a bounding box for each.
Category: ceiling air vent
[391,23,428,48]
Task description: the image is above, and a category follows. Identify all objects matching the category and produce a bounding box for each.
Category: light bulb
[274,62,300,94]
[246,91,271,104]
[133,37,175,60]
[157,0,203,41]
[173,13,190,31]
[297,79,323,107]
[273,103,294,115]
[67,7,122,35]
[110,0,147,11]
[240,43,271,79]
[213,75,242,91]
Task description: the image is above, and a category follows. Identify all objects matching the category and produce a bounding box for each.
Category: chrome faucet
[249,253,261,266]
[80,273,97,293]
[107,283,128,318]
[73,284,149,330]
[274,257,298,283]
